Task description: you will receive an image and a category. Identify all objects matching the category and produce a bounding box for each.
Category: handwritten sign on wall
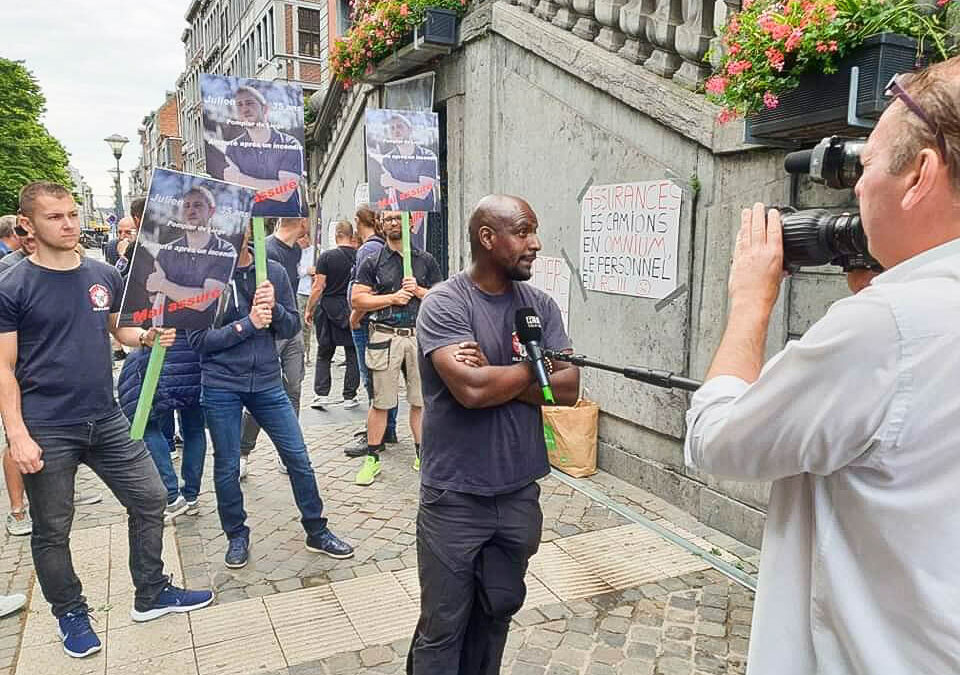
[528,256,571,331]
[580,181,682,299]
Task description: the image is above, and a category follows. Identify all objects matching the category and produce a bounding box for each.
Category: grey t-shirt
[416,272,571,496]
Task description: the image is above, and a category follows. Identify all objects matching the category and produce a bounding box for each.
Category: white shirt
[685,238,960,675]
[297,245,314,296]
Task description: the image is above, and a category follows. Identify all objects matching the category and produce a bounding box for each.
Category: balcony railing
[507,0,737,90]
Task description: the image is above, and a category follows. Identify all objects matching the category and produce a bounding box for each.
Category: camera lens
[781,209,869,269]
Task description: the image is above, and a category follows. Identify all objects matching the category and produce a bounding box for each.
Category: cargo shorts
[366,325,423,410]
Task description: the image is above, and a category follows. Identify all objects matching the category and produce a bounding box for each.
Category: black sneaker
[344,443,367,458]
[384,430,399,444]
[112,349,126,362]
[225,537,249,569]
[306,530,354,559]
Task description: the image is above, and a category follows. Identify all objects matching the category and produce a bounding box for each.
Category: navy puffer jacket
[118,331,202,422]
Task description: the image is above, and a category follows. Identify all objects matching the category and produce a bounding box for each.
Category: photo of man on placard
[365,109,440,213]
[200,74,307,218]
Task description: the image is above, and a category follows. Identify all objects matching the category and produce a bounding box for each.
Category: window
[337,0,352,36]
[299,8,323,58]
[267,9,274,58]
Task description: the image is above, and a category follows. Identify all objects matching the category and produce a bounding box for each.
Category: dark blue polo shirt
[225,129,304,217]
[155,234,238,329]
[381,145,438,212]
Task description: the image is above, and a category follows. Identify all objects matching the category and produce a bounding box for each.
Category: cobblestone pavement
[1,359,758,675]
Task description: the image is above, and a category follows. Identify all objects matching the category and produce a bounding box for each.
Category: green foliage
[0,58,72,215]
[704,0,958,121]
[330,0,469,84]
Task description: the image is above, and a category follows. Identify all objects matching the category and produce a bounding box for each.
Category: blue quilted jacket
[118,331,202,422]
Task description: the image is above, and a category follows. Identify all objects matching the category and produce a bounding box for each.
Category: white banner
[528,256,571,331]
[580,181,682,299]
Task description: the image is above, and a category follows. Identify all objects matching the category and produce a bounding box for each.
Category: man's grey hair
[0,216,17,239]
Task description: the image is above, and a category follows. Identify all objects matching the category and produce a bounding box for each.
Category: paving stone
[695,622,726,637]
[324,651,362,675]
[526,629,564,650]
[567,617,595,634]
[621,660,655,675]
[591,646,624,665]
[561,631,594,651]
[627,642,658,660]
[517,646,551,666]
[697,606,726,623]
[513,609,546,627]
[360,645,395,667]
[511,664,546,675]
[599,616,630,634]
[665,625,694,641]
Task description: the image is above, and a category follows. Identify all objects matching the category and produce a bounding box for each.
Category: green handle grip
[129,344,167,440]
[253,217,267,286]
[401,212,413,278]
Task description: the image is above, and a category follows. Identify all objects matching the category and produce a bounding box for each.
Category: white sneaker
[275,454,288,475]
[170,448,179,461]
[310,396,329,410]
[74,490,102,506]
[5,509,32,536]
[0,594,26,618]
[185,498,200,515]
[342,397,360,409]
[238,457,248,481]
[164,496,190,523]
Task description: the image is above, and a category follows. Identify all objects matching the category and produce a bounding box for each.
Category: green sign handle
[544,422,557,452]
[401,212,413,278]
[130,344,167,440]
[253,217,267,286]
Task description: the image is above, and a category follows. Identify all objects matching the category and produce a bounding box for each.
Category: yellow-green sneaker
[355,456,381,486]
[413,455,421,472]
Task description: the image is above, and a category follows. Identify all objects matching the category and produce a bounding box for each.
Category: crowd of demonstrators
[118,332,206,522]
[238,217,308,479]
[344,207,398,456]
[305,220,360,411]
[0,216,21,258]
[351,211,442,485]
[0,182,212,658]
[186,223,354,569]
[407,196,578,673]
[296,233,315,365]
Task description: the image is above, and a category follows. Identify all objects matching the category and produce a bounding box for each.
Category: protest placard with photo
[365,109,441,213]
[118,168,255,330]
[200,73,306,217]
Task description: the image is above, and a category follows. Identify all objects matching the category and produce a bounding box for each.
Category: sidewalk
[3,358,758,675]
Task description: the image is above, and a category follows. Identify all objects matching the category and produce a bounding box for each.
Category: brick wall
[169,139,184,171]
[301,62,324,83]
[285,4,294,52]
[156,97,180,138]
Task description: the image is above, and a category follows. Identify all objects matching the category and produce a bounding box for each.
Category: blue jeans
[144,406,207,504]
[352,327,397,435]
[202,385,328,541]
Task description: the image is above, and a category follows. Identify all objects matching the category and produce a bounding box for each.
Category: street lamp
[104,134,129,223]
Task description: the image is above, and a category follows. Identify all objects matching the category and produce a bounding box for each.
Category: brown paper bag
[542,399,599,478]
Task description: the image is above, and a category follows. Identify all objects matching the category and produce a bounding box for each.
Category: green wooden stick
[253,217,267,285]
[401,212,413,278]
[130,344,167,440]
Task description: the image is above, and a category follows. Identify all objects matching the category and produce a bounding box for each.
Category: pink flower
[727,42,742,55]
[824,4,837,19]
[763,91,780,109]
[399,3,410,16]
[816,41,829,52]
[785,28,803,51]
[742,0,753,7]
[386,38,394,45]
[706,76,729,95]
[726,59,752,75]
[828,40,838,51]
[938,0,950,6]
[728,16,740,34]
[770,23,792,40]
[765,47,785,71]
[344,59,351,67]
[717,108,737,124]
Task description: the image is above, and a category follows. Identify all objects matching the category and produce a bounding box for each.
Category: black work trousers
[407,482,542,675]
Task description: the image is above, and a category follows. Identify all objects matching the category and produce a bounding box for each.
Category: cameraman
[685,57,960,674]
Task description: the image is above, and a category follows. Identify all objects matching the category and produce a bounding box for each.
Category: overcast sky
[1,2,188,207]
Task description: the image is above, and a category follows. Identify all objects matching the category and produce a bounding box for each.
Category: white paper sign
[354,182,369,209]
[580,181,682,299]
[528,256,571,331]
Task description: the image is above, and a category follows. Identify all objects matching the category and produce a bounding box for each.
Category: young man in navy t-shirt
[0,182,213,659]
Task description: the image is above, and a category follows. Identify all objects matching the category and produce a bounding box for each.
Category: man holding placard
[0,182,213,659]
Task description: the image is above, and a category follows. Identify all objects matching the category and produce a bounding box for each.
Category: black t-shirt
[354,246,442,327]
[0,258,124,426]
[416,273,571,495]
[225,129,303,217]
[265,235,300,297]
[316,246,356,297]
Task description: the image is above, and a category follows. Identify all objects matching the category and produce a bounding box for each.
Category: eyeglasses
[885,73,948,160]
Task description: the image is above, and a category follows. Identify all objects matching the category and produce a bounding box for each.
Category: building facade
[68,166,97,229]
[176,0,333,182]
[130,92,183,200]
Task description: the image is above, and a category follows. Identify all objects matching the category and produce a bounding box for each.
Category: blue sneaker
[305,529,354,559]
[130,581,214,623]
[225,536,249,569]
[57,610,101,658]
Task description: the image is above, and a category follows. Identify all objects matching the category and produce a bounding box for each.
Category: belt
[372,323,416,337]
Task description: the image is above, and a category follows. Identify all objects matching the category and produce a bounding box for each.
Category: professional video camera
[779,136,882,273]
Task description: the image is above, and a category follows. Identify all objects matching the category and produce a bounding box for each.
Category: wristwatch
[138,330,149,347]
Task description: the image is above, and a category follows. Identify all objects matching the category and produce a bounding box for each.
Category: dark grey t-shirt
[265,235,300,297]
[416,272,571,496]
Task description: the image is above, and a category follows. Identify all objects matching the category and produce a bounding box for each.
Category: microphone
[515,308,555,404]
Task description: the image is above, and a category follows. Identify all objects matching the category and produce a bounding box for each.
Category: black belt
[372,323,416,337]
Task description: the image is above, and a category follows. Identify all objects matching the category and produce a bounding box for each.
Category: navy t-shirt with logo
[416,272,571,496]
[0,258,124,427]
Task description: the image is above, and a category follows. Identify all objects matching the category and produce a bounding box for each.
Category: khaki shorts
[367,326,423,410]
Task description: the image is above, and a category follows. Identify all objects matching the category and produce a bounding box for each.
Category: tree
[0,59,72,215]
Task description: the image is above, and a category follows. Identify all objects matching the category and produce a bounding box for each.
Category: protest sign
[118,168,254,331]
[580,181,682,300]
[528,256,571,331]
[365,109,440,213]
[354,182,369,209]
[200,74,306,217]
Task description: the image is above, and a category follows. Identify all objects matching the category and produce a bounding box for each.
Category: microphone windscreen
[515,308,543,344]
